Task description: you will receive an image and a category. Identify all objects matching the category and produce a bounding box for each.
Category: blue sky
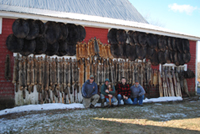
[129,0,200,61]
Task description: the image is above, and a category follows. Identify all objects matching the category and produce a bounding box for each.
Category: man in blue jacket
[130,80,145,106]
[82,75,100,108]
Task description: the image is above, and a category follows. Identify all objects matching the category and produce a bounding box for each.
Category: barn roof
[0,0,200,41]
[0,0,148,23]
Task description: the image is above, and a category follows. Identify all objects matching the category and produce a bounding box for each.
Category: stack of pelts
[107,29,191,66]
[6,19,86,56]
[76,38,113,61]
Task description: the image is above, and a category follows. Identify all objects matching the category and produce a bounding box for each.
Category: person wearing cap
[100,78,116,107]
[82,75,100,108]
[116,77,133,105]
[130,80,145,106]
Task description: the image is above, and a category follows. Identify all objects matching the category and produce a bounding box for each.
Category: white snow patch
[0,97,182,116]
[0,103,84,116]
[143,97,182,103]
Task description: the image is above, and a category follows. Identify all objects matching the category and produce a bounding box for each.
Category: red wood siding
[186,40,196,93]
[84,27,108,44]
[0,18,15,98]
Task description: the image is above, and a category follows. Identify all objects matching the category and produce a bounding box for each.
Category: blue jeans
[132,95,144,105]
[106,98,114,103]
[117,94,133,104]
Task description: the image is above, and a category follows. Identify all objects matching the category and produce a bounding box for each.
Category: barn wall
[186,40,196,95]
[0,18,15,109]
[84,26,108,44]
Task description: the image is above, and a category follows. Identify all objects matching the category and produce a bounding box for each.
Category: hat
[90,75,94,79]
[105,78,110,82]
[135,80,139,83]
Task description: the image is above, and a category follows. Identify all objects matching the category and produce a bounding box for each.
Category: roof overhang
[0,5,200,41]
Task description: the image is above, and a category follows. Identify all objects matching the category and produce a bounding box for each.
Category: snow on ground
[0,97,182,116]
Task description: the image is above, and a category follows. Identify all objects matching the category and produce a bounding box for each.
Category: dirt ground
[0,100,200,134]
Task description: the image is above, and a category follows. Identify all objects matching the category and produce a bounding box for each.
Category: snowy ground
[0,99,200,134]
[0,97,182,116]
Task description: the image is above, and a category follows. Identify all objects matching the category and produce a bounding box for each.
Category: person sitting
[116,77,133,105]
[82,75,100,108]
[130,80,145,106]
[100,78,116,107]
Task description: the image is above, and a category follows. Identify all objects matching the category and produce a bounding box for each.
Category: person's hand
[108,94,112,98]
[108,85,111,88]
[125,97,128,100]
[123,95,126,99]
[105,90,109,93]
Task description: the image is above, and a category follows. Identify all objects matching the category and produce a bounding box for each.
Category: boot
[101,99,105,108]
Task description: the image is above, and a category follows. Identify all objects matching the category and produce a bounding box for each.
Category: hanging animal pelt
[57,39,69,56]
[35,20,45,37]
[77,25,86,42]
[5,55,11,80]
[6,34,24,53]
[58,22,68,41]
[45,41,59,56]
[45,21,61,44]
[26,19,39,40]
[12,19,29,38]
[20,39,36,56]
[34,36,47,55]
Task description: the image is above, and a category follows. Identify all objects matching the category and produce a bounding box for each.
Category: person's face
[105,81,109,85]
[135,82,139,87]
[122,78,126,84]
[90,78,94,83]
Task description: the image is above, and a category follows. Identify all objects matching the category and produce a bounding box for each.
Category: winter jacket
[130,84,145,98]
[101,84,116,98]
[82,80,98,98]
[116,83,131,98]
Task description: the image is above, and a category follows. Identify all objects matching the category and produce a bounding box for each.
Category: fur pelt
[6,34,24,52]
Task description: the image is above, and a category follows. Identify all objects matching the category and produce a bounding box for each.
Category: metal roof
[0,0,148,23]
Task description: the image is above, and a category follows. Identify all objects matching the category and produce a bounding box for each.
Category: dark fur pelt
[150,50,159,66]
[136,45,146,60]
[58,22,68,41]
[146,46,154,60]
[117,29,127,45]
[45,41,59,56]
[167,37,173,50]
[182,39,190,53]
[176,38,183,53]
[6,34,24,52]
[172,38,177,52]
[66,24,78,44]
[183,53,191,63]
[127,44,137,61]
[127,30,135,45]
[164,50,171,63]
[35,20,45,37]
[67,43,76,56]
[107,28,118,44]
[77,25,86,42]
[133,32,139,45]
[45,21,61,44]
[158,36,167,51]
[146,34,158,49]
[110,44,118,58]
[57,39,69,56]
[26,19,39,40]
[173,52,179,66]
[12,19,29,38]
[178,52,185,65]
[20,39,36,56]
[158,51,166,64]
[34,36,47,55]
[138,32,147,47]
[169,50,175,63]
[183,69,195,79]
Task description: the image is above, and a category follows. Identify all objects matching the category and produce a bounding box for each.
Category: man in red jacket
[116,77,133,105]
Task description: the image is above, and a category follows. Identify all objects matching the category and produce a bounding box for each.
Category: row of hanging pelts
[6,19,86,56]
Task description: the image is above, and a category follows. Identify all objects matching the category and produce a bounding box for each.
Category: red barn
[0,0,199,109]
